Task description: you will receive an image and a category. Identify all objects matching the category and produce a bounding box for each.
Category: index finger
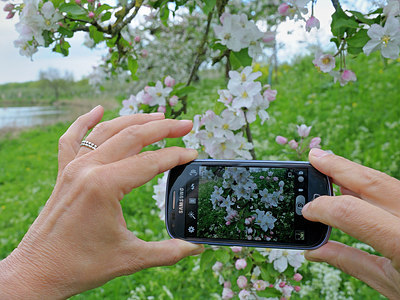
[309,148,400,217]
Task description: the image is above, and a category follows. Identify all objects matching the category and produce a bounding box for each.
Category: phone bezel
[165,159,332,250]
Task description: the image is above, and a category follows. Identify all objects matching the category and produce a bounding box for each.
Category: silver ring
[80,140,98,150]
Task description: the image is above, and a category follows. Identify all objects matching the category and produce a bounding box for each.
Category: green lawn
[0,52,398,299]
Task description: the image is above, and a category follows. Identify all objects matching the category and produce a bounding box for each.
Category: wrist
[0,248,68,299]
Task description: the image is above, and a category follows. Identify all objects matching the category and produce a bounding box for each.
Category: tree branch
[243,112,257,160]
[330,0,342,11]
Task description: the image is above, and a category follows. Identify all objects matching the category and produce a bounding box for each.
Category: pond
[0,106,68,129]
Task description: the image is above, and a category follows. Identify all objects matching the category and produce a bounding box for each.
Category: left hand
[0,106,204,299]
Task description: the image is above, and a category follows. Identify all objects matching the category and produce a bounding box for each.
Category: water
[0,106,68,129]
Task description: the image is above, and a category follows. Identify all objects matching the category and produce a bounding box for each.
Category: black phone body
[165,159,332,250]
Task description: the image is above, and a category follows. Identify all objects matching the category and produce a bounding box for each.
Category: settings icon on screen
[188,226,195,233]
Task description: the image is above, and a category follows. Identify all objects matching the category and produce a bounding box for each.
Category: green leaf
[330,37,340,48]
[160,6,169,26]
[257,288,282,297]
[332,17,359,31]
[173,86,196,97]
[202,0,216,15]
[128,56,138,80]
[89,26,104,44]
[348,10,375,25]
[58,26,74,38]
[200,249,216,271]
[251,251,266,263]
[95,3,112,14]
[347,29,369,48]
[42,30,53,47]
[58,3,86,16]
[214,249,230,263]
[229,48,252,70]
[101,11,112,22]
[347,46,363,55]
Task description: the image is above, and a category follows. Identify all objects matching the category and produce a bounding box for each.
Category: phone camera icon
[188,226,195,233]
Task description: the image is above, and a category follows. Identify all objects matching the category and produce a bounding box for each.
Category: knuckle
[330,196,355,227]
[91,121,108,136]
[358,169,384,194]
[138,151,160,172]
[58,134,68,152]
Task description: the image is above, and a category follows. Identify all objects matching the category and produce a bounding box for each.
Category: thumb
[141,239,204,268]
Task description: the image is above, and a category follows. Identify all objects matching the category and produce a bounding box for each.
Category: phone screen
[166,160,331,249]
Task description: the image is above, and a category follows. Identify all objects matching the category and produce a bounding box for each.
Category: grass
[0,52,399,299]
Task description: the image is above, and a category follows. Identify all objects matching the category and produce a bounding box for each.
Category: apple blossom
[275,136,288,145]
[288,139,298,149]
[309,137,321,148]
[279,281,286,288]
[169,95,179,106]
[363,17,400,59]
[253,280,268,291]
[341,69,357,82]
[237,276,247,289]
[164,75,175,87]
[224,281,232,288]
[231,246,242,253]
[305,16,320,32]
[222,288,234,300]
[263,87,277,102]
[294,286,301,292]
[297,124,312,137]
[268,249,305,273]
[3,3,14,11]
[151,172,168,221]
[383,0,400,17]
[238,289,251,300]
[235,258,247,270]
[312,53,336,73]
[212,261,223,273]
[88,11,95,18]
[141,49,148,58]
[75,0,81,4]
[278,3,290,16]
[6,11,14,18]
[134,35,141,42]
[157,105,166,113]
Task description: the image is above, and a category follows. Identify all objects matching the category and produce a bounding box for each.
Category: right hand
[302,148,400,299]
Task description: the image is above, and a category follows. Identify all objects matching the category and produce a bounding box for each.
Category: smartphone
[165,159,332,250]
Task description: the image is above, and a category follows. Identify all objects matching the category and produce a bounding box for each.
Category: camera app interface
[184,165,307,243]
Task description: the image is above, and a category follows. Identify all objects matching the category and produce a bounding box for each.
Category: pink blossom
[306,16,320,32]
[269,284,274,288]
[238,289,251,299]
[75,0,81,4]
[134,35,141,42]
[276,136,288,145]
[237,276,247,289]
[97,2,101,8]
[3,3,14,11]
[141,49,148,58]
[142,93,153,105]
[219,12,230,24]
[253,280,268,291]
[259,175,264,179]
[279,281,286,288]
[87,0,94,3]
[262,31,275,44]
[169,95,179,106]
[313,53,335,73]
[235,258,247,270]
[222,288,234,300]
[288,140,298,149]
[212,261,223,272]
[263,88,277,101]
[6,11,14,19]
[309,137,321,149]
[293,273,303,282]
[297,124,312,137]
[157,105,166,113]
[164,75,176,87]
[144,86,151,93]
[341,69,357,82]
[231,246,242,253]
[224,281,232,288]
[273,177,278,181]
[88,11,95,18]
[226,221,231,225]
[294,286,301,292]
[278,3,290,16]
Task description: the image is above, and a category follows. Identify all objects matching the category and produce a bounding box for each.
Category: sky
[0,0,375,84]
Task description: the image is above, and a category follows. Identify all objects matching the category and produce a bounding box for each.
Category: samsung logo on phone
[178,187,184,214]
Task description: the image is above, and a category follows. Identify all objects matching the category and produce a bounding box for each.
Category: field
[0,52,399,299]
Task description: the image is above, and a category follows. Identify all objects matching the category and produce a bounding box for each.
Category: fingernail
[310,148,328,158]
[150,112,164,117]
[191,244,204,255]
[179,120,193,126]
[301,202,310,215]
[90,105,101,112]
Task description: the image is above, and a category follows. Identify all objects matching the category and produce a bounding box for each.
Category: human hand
[302,148,400,299]
[0,106,203,299]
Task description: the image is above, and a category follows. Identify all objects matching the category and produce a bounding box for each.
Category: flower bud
[231,246,242,253]
[222,288,234,300]
[212,261,223,272]
[164,75,175,87]
[262,31,275,44]
[134,35,141,42]
[297,124,312,137]
[305,16,320,32]
[341,69,357,82]
[264,88,277,101]
[309,137,321,149]
[224,281,231,288]
[288,140,298,150]
[97,3,101,8]
[226,221,231,225]
[293,273,303,282]
[275,136,288,145]
[278,3,290,16]
[6,11,15,19]
[75,0,81,4]
[235,258,247,270]
[141,49,148,58]
[88,11,95,18]
[237,276,247,289]
[157,105,166,113]
[294,286,301,292]
[169,95,179,106]
[87,0,94,3]
[3,3,14,12]
[279,281,286,288]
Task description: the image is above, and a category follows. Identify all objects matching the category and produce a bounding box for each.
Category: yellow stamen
[381,35,390,47]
